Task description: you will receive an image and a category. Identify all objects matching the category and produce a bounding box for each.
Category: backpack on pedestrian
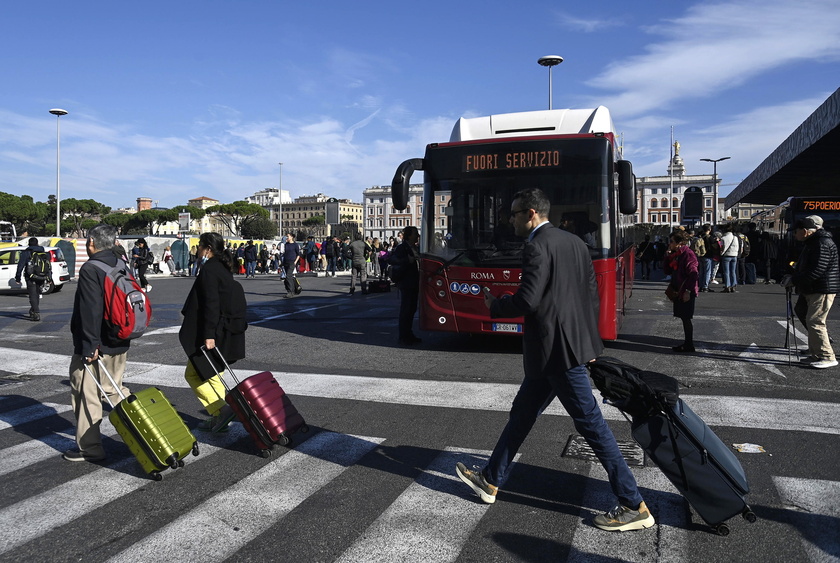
[26,251,52,282]
[88,260,152,340]
[690,236,706,257]
[737,233,750,258]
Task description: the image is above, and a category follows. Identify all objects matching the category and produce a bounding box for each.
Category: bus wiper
[435,251,467,275]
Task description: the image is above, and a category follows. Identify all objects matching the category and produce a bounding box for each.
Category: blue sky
[1,0,838,211]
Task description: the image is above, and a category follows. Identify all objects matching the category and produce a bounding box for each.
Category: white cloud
[585,0,840,116]
[555,13,623,33]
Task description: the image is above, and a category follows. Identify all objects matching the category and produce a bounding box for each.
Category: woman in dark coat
[664,230,699,352]
[179,232,247,432]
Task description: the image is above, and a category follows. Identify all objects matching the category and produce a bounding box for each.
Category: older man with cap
[783,215,840,369]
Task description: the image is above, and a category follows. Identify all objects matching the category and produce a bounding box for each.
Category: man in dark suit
[455,188,654,532]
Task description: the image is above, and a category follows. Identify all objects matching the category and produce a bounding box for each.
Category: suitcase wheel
[277,434,291,447]
[192,444,200,457]
[742,508,757,523]
[715,523,730,537]
[151,471,163,481]
[260,449,272,458]
[301,424,309,433]
[177,459,185,468]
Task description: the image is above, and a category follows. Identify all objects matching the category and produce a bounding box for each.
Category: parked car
[0,245,71,294]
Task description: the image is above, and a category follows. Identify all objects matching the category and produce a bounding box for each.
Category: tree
[62,198,111,238]
[302,215,325,226]
[206,201,268,238]
[241,216,278,240]
[0,192,40,236]
[102,212,131,233]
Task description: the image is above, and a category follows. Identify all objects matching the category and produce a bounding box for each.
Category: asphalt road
[0,267,838,562]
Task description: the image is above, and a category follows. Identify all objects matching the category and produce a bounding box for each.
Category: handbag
[664,284,680,302]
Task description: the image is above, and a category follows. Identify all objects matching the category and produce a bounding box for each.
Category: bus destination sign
[800,200,840,212]
[464,150,561,172]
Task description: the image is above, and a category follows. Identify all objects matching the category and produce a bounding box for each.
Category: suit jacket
[179,257,247,367]
[491,224,603,378]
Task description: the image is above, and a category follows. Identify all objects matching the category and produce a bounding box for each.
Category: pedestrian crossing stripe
[107,431,385,563]
[1,345,838,436]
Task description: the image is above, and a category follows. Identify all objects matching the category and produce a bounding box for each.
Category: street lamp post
[537,55,563,110]
[278,162,283,238]
[700,157,730,224]
[49,108,68,237]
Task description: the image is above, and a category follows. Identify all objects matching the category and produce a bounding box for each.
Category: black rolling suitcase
[631,398,756,535]
[587,357,757,535]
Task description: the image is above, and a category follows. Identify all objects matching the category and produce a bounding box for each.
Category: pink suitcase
[200,347,308,457]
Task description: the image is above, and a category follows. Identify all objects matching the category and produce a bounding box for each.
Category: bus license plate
[492,323,522,333]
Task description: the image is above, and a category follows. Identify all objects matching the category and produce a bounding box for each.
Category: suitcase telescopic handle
[83,358,128,408]
[199,345,241,389]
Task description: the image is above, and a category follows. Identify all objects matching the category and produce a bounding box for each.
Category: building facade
[634,144,723,227]
[263,193,363,238]
[362,185,451,241]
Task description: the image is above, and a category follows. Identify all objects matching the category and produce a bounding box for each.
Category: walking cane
[784,287,799,366]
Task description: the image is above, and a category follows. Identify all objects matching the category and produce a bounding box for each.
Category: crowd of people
[640,217,839,367]
[59,193,838,538]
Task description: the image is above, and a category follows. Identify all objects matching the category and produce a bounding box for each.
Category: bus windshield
[421,137,612,267]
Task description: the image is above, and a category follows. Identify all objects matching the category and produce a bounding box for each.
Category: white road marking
[773,476,840,563]
[335,448,494,563]
[2,347,840,435]
[107,432,383,563]
[0,402,71,430]
[568,465,689,562]
[251,302,341,324]
[0,426,248,554]
[739,343,787,377]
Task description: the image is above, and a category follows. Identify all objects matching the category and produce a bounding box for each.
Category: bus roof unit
[449,107,616,142]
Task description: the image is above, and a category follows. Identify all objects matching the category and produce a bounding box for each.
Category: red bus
[390,107,638,340]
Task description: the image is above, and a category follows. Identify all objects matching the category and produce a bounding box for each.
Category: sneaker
[800,356,817,364]
[455,462,498,504]
[663,276,671,281]
[593,501,655,532]
[810,359,839,369]
[62,449,107,463]
[196,406,235,433]
[211,405,237,433]
[145,285,152,293]
[711,280,720,284]
[30,313,41,322]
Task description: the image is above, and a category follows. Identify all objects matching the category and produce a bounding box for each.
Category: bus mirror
[617,160,637,214]
[391,158,424,210]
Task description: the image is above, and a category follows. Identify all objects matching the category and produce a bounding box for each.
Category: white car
[0,245,71,294]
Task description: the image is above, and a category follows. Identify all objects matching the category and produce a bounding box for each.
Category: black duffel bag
[586,356,679,419]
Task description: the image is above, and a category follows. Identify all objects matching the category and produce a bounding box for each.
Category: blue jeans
[328,256,337,275]
[245,260,256,277]
[701,258,714,289]
[721,256,737,288]
[484,365,644,509]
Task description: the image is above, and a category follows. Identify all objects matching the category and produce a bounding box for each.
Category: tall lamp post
[49,108,68,237]
[700,157,730,224]
[537,55,563,110]
[278,162,283,238]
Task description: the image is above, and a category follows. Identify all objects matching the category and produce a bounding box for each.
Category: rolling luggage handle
[83,358,128,408]
[198,345,240,391]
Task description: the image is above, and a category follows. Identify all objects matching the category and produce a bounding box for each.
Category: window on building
[672,198,678,208]
[672,187,679,194]
[673,214,678,223]
[705,198,711,207]
[652,216,658,223]
[651,199,658,208]
[440,195,445,202]
[661,198,668,208]
[705,186,712,193]
[661,214,667,222]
